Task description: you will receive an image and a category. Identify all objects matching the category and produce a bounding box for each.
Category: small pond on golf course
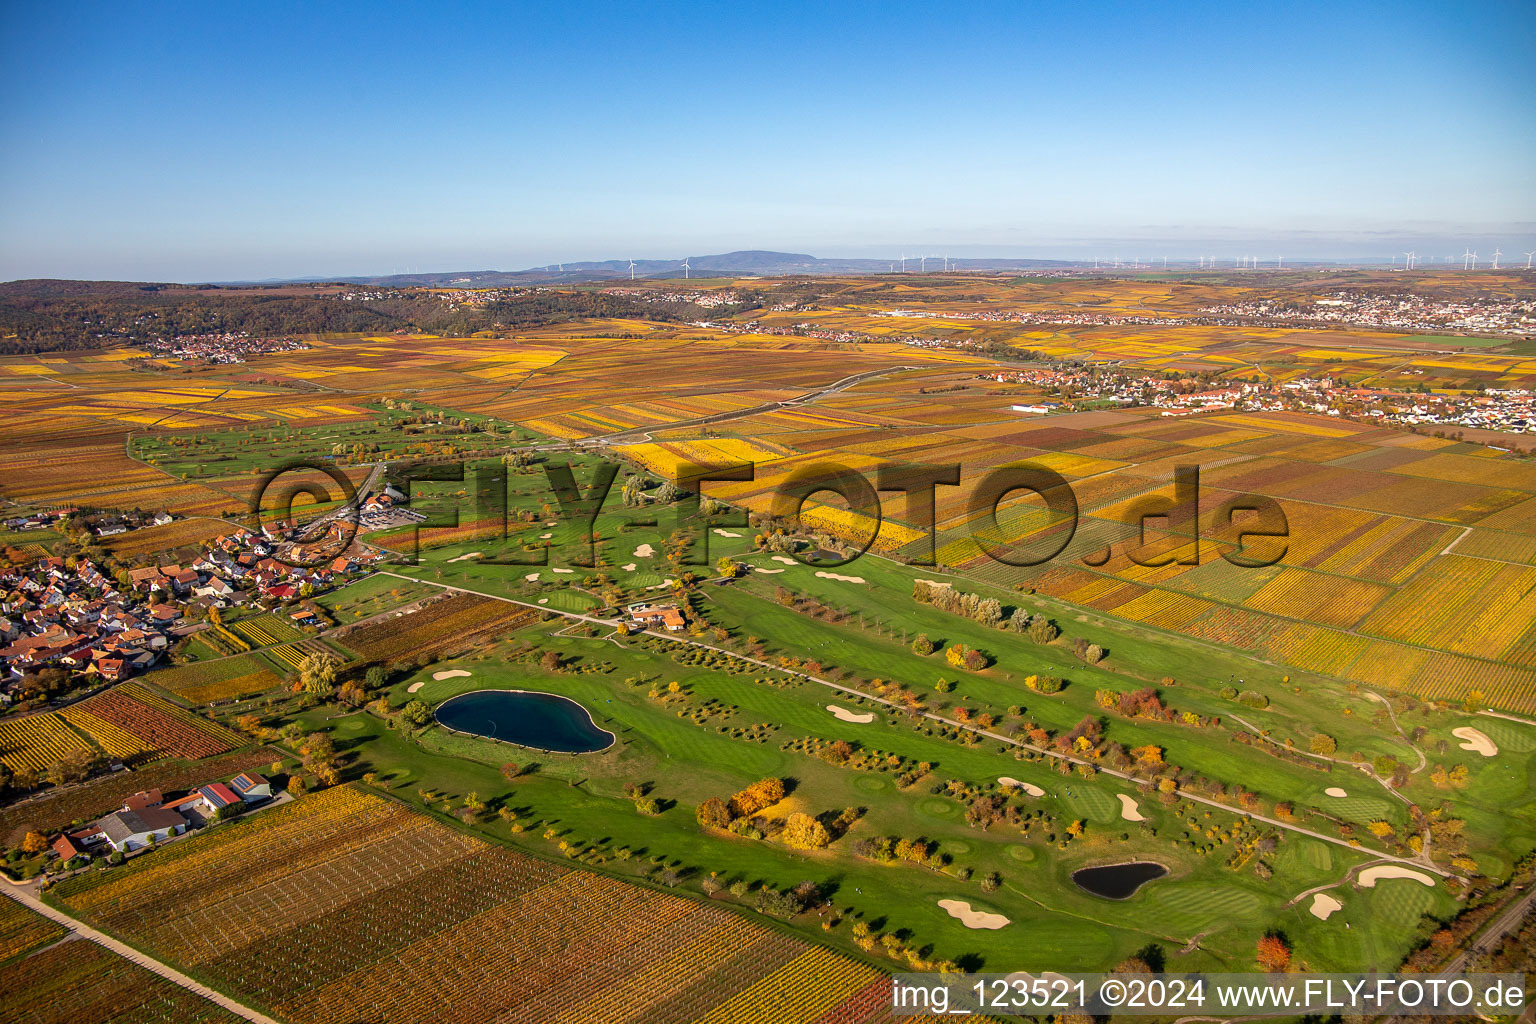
[433,690,615,754]
[1071,862,1168,900]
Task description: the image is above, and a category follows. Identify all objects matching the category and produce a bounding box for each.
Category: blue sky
[2,1,1533,281]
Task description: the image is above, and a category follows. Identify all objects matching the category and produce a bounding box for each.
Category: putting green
[917,797,960,819]
[1060,785,1118,824]
[1478,718,1536,753]
[1370,877,1437,930]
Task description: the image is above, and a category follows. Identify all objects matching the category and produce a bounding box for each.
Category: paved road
[0,883,282,1024]
[377,570,1456,879]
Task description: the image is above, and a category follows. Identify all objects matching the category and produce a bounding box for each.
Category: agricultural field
[328,592,538,663]
[49,786,945,1024]
[0,897,64,964]
[0,711,95,773]
[0,928,241,1024]
[60,684,242,762]
[143,652,285,704]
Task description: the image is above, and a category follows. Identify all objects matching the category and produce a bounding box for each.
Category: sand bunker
[712,528,742,537]
[826,704,875,724]
[1452,726,1498,757]
[815,571,866,583]
[1118,794,1146,822]
[1358,866,1435,888]
[537,598,548,605]
[771,555,797,565]
[634,544,655,557]
[621,563,636,571]
[1310,893,1343,920]
[406,681,425,693]
[446,551,482,563]
[998,777,1045,797]
[524,572,541,582]
[937,899,1010,930]
[539,532,553,540]
[755,567,785,574]
[432,669,471,681]
[1325,787,1349,798]
[645,579,676,590]
[552,567,574,574]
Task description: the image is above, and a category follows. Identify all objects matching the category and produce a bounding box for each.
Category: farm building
[193,782,243,816]
[96,807,186,852]
[229,772,272,803]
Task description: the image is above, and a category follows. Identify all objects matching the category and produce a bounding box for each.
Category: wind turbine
[1490,248,1503,270]
[1402,251,1416,270]
[1463,249,1477,270]
[1524,251,1535,270]
[900,252,907,272]
[628,259,637,281]
[919,255,926,273]
[1276,256,1283,268]
[682,257,690,279]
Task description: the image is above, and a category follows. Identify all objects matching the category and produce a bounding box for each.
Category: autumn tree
[781,812,831,849]
[401,699,431,727]
[298,652,340,696]
[1256,934,1292,972]
[696,797,732,830]
[728,777,785,818]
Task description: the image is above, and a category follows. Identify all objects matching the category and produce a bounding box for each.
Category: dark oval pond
[1072,861,1168,900]
[433,690,615,754]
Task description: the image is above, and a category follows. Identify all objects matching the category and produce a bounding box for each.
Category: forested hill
[0,281,757,353]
